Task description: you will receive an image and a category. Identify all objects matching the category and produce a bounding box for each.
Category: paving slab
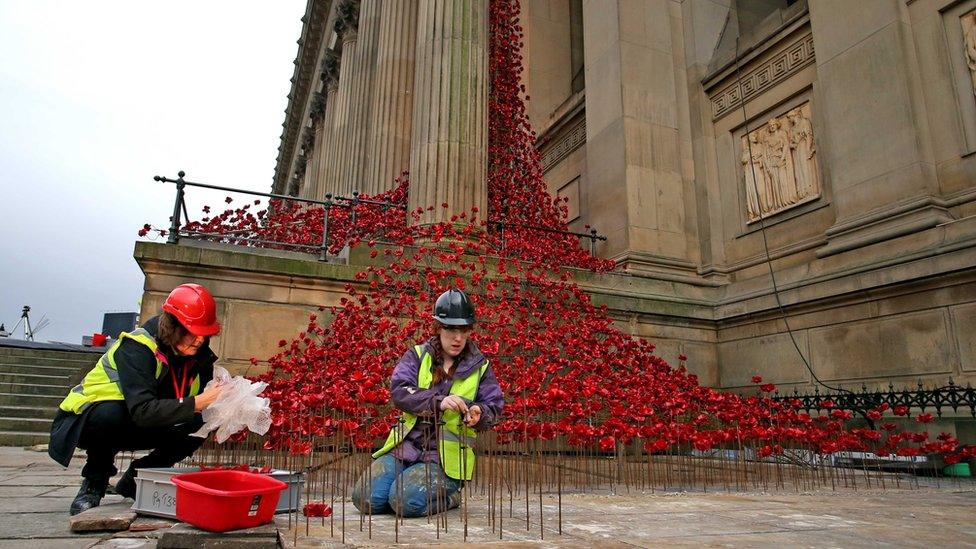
[0,539,95,549]
[0,497,76,513]
[0,511,106,540]
[1,474,84,486]
[88,539,155,548]
[0,485,56,497]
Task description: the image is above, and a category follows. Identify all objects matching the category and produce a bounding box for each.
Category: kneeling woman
[49,283,224,515]
[352,288,504,518]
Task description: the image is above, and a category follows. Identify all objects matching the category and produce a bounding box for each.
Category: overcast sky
[0,1,306,343]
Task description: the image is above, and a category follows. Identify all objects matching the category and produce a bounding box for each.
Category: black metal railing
[154,171,406,261]
[489,220,607,256]
[770,378,976,419]
[155,171,609,261]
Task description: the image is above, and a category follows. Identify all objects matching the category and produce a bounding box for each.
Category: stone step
[0,416,52,433]
[0,362,85,377]
[0,404,57,420]
[0,372,72,386]
[0,355,96,369]
[0,430,48,446]
[0,382,69,397]
[0,391,63,407]
[0,346,100,361]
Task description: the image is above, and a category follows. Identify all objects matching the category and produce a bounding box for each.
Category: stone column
[331,1,360,199]
[339,0,380,197]
[408,0,489,224]
[809,0,944,257]
[317,51,341,200]
[299,122,317,200]
[365,0,417,195]
[300,91,325,200]
[316,74,339,200]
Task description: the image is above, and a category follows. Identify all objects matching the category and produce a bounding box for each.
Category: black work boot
[69,477,107,516]
[114,466,137,499]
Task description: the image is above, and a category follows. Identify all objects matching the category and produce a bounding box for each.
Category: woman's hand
[193,384,223,412]
[464,405,481,427]
[439,395,468,414]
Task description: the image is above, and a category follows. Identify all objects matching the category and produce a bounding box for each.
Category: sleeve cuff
[431,394,445,413]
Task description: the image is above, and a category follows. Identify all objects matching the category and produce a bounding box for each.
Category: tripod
[20,306,34,341]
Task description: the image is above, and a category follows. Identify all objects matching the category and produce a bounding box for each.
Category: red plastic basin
[171,470,287,532]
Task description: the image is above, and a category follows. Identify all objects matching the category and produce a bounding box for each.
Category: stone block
[815,24,922,195]
[951,302,976,372]
[618,0,673,53]
[220,302,318,364]
[620,45,678,127]
[157,522,280,549]
[718,331,811,387]
[582,0,620,62]
[809,0,899,64]
[646,337,718,387]
[583,48,624,137]
[807,309,956,382]
[69,502,137,532]
[685,0,732,67]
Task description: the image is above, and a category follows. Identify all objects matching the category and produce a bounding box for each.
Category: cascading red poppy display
[142,0,975,466]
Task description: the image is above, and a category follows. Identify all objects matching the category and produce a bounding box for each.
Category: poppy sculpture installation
[146,0,975,543]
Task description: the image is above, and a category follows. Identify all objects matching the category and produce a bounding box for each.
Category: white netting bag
[191,366,272,443]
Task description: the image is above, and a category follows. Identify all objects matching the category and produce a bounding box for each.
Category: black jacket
[48,315,217,466]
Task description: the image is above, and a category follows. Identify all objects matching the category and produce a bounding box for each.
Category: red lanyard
[157,349,193,401]
[171,364,190,401]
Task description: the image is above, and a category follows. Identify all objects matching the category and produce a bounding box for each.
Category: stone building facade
[139,0,976,403]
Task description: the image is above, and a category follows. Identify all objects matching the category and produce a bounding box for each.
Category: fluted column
[408,0,489,224]
[316,73,339,200]
[331,2,360,198]
[305,90,326,200]
[311,123,325,199]
[366,0,417,195]
[298,124,317,200]
[339,0,380,196]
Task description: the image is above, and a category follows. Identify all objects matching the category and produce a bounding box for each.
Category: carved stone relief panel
[963,11,976,99]
[740,102,820,223]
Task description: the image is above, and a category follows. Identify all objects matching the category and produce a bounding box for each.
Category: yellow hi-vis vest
[372,345,489,481]
[58,328,201,414]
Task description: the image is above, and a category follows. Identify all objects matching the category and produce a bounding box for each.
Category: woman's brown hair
[157,311,190,350]
[429,323,470,385]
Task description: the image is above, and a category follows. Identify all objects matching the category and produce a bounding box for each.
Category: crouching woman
[352,288,504,518]
[49,283,223,515]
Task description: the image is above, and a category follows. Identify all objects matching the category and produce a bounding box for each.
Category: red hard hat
[162,283,220,337]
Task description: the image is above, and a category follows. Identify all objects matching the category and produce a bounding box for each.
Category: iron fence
[770,378,976,419]
[155,171,609,260]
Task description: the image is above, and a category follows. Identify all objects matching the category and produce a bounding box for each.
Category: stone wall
[135,241,357,376]
[136,226,976,394]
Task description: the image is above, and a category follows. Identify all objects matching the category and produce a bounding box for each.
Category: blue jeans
[351,454,462,518]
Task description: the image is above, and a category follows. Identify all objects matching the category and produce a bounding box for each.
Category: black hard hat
[432,289,475,326]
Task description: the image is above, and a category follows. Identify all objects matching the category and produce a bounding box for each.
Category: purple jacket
[389,339,505,463]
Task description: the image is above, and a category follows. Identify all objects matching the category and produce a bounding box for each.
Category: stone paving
[2,446,975,548]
